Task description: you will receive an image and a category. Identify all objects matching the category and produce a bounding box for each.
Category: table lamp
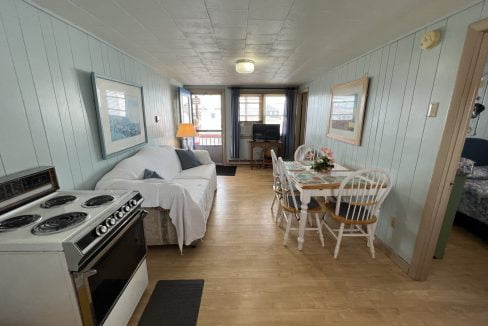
[176,123,197,149]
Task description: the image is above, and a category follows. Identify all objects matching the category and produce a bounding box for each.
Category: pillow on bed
[468,166,488,180]
[458,157,475,175]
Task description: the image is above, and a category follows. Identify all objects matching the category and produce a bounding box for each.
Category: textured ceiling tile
[187,35,217,44]
[204,59,226,66]
[245,44,272,53]
[249,0,293,20]
[193,44,220,52]
[246,34,276,45]
[209,10,248,27]
[272,40,302,50]
[179,56,202,63]
[220,50,246,58]
[276,27,304,41]
[34,0,479,85]
[161,39,193,49]
[247,20,283,35]
[214,26,247,40]
[268,49,292,57]
[174,19,213,34]
[167,48,198,56]
[216,39,245,50]
[114,0,185,39]
[185,62,205,68]
[159,0,208,19]
[206,1,250,14]
[200,52,222,59]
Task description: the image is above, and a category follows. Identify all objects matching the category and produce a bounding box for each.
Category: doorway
[191,90,225,164]
[409,18,488,281]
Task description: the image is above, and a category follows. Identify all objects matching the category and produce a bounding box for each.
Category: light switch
[154,115,160,123]
[427,102,439,117]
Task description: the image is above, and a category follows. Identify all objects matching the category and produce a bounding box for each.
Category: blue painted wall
[0,0,179,190]
[302,2,487,263]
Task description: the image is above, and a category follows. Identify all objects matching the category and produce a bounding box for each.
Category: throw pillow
[143,169,164,179]
[175,149,202,170]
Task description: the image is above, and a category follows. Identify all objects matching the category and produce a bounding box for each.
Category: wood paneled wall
[0,0,178,190]
[303,2,485,263]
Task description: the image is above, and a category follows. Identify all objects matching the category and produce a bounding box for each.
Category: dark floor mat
[138,279,204,326]
[216,165,237,176]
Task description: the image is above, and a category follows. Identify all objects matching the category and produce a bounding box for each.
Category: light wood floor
[129,166,488,325]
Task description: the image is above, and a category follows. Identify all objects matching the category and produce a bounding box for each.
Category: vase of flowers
[311,147,335,172]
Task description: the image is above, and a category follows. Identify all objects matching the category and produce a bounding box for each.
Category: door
[295,89,309,149]
[191,91,224,164]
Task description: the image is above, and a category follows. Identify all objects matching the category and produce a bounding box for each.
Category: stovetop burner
[40,195,77,208]
[0,215,41,232]
[82,195,115,208]
[31,212,87,235]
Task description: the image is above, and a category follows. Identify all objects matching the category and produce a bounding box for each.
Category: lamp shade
[176,123,197,137]
[235,59,255,74]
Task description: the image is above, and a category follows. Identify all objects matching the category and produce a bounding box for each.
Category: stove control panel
[75,192,143,252]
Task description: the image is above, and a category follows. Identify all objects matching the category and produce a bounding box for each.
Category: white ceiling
[32,0,478,85]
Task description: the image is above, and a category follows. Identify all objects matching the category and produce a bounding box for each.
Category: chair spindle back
[277,157,300,211]
[335,169,391,223]
[294,144,317,162]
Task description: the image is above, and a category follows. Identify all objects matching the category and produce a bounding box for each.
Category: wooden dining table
[283,161,383,250]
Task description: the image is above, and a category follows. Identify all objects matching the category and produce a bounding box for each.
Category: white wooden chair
[277,157,325,247]
[270,149,282,222]
[294,144,317,162]
[321,169,392,259]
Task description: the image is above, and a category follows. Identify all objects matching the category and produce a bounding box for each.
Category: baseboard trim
[375,237,410,273]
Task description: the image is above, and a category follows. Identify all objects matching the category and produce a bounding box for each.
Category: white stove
[0,189,133,252]
[0,167,149,326]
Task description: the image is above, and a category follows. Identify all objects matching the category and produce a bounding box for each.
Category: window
[239,95,261,121]
[239,94,287,133]
[264,95,286,133]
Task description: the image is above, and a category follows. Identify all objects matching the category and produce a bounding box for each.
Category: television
[252,124,280,141]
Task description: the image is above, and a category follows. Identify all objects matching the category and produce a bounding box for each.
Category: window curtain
[230,87,240,159]
[282,88,297,159]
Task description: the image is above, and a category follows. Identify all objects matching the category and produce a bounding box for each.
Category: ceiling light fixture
[235,59,255,74]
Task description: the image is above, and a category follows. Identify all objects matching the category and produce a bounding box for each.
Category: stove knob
[95,225,108,236]
[115,211,124,219]
[129,199,137,207]
[106,217,116,227]
[123,205,130,212]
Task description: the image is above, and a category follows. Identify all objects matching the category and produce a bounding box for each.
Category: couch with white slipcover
[95,145,217,250]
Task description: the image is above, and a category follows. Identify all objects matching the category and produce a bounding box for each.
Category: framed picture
[327,75,369,145]
[92,73,147,159]
[179,87,192,123]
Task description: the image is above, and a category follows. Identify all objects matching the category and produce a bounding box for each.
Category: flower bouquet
[311,147,335,173]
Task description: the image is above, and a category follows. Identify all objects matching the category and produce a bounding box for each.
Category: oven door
[73,209,147,326]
